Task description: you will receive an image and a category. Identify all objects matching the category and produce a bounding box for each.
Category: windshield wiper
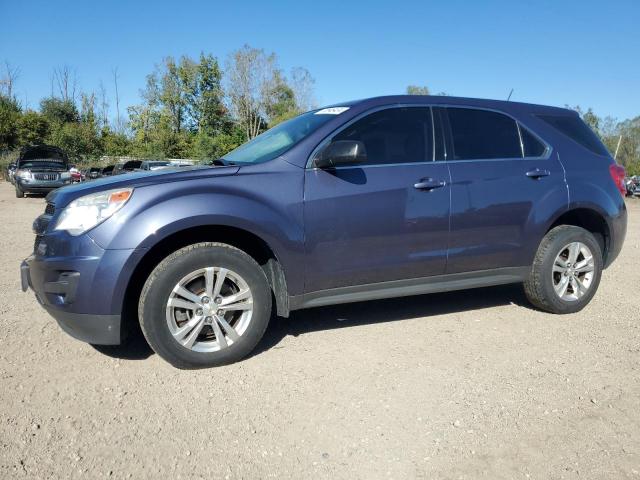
[209,158,237,167]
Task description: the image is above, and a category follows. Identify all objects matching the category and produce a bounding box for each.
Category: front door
[303,106,451,293]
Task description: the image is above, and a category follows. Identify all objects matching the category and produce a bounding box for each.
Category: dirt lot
[0,181,639,479]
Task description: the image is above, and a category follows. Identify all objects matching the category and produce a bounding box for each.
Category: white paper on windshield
[314,107,350,115]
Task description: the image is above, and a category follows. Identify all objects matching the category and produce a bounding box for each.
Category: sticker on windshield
[314,107,350,115]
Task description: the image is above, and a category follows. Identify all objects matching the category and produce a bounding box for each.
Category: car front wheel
[139,243,272,369]
[524,225,603,314]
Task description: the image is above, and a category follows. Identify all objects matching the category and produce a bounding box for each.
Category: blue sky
[1,0,639,120]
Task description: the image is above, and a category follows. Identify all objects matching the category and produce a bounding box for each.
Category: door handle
[414,178,446,190]
[526,168,551,179]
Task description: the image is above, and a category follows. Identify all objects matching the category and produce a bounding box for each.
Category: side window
[446,108,522,160]
[331,107,432,165]
[520,126,547,157]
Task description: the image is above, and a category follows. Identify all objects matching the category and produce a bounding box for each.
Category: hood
[19,144,68,162]
[47,165,240,208]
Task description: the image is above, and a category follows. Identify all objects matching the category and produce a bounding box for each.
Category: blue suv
[21,96,628,368]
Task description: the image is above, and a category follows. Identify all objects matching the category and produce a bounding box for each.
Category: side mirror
[314,140,367,168]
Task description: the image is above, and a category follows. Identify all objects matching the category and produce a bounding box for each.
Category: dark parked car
[86,167,102,180]
[140,160,172,171]
[113,160,143,175]
[14,145,72,198]
[21,96,627,369]
[101,165,115,176]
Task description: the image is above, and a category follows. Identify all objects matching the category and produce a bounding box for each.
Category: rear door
[436,106,566,273]
[303,106,451,292]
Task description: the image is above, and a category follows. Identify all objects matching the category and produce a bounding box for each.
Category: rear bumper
[605,201,627,268]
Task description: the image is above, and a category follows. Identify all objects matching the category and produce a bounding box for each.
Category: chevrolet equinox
[21,96,628,368]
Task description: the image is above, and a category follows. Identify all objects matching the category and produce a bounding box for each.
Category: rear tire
[139,242,272,369]
[15,187,24,198]
[524,225,603,314]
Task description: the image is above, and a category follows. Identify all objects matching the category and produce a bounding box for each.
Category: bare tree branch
[0,61,21,98]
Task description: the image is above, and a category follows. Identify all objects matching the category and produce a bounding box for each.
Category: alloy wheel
[165,267,253,352]
[551,242,595,302]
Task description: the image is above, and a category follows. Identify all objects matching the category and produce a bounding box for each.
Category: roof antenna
[507,88,514,101]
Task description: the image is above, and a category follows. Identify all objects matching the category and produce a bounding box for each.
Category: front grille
[45,203,55,215]
[34,173,59,181]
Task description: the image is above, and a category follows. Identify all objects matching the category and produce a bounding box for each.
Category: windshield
[222,109,346,165]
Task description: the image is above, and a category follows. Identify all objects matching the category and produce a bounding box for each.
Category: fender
[520,181,571,265]
[87,164,307,313]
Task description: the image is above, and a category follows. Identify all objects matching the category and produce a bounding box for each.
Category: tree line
[0,54,639,176]
[0,45,315,167]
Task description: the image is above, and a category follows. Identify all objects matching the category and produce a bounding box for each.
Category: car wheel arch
[117,223,291,343]
[544,206,611,263]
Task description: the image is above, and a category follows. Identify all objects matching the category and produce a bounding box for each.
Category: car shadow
[91,284,529,362]
[249,283,529,358]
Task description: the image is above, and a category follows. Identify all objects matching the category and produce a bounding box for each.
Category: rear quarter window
[536,114,610,156]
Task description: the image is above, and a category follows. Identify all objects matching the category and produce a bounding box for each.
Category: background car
[14,145,72,198]
[101,165,115,176]
[86,167,102,180]
[140,160,172,171]
[113,160,143,175]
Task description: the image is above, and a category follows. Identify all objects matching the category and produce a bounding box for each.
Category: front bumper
[17,178,70,193]
[20,235,138,345]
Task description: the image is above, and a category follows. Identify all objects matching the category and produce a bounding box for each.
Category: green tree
[17,110,49,145]
[265,72,298,127]
[406,85,430,95]
[40,97,79,124]
[0,94,20,150]
[101,127,131,156]
[180,53,227,133]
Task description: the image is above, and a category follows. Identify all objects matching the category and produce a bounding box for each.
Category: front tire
[139,243,272,369]
[524,225,603,314]
[15,187,24,198]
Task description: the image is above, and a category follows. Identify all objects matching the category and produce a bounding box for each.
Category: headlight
[17,170,32,180]
[60,172,71,179]
[54,188,133,236]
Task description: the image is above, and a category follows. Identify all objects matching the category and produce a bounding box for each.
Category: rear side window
[537,114,610,156]
[332,107,432,165]
[520,126,547,157]
[446,108,522,160]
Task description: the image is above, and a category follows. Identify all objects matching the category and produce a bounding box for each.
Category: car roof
[326,95,575,116]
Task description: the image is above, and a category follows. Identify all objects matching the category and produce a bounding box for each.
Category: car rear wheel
[524,225,603,314]
[139,243,272,369]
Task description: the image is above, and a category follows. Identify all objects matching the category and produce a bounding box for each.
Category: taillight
[609,164,626,196]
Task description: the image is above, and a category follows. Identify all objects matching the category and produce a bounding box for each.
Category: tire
[524,225,603,314]
[139,242,272,369]
[15,187,24,198]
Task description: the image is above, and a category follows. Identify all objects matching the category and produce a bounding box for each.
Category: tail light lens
[609,164,626,197]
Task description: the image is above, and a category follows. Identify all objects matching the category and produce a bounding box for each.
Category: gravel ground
[1,181,639,479]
